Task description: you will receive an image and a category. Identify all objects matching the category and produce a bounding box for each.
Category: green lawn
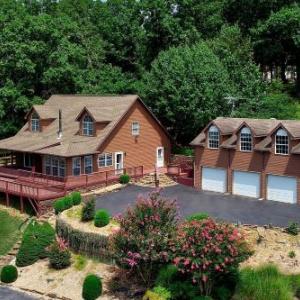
[0,210,23,256]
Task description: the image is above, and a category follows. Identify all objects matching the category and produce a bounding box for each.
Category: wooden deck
[0,166,144,216]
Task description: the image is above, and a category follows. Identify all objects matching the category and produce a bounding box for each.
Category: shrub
[94,209,110,228]
[143,286,172,300]
[234,264,300,300]
[286,222,299,236]
[119,174,130,184]
[288,251,296,259]
[71,192,82,205]
[81,198,96,222]
[63,195,73,209]
[111,190,179,285]
[82,274,102,300]
[48,237,71,269]
[53,198,66,215]
[171,219,250,296]
[16,220,55,267]
[186,212,209,222]
[0,265,18,283]
[156,265,178,287]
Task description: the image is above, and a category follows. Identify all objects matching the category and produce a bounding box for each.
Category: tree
[253,6,300,95]
[139,42,233,144]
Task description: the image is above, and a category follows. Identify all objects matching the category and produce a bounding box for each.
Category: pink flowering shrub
[48,236,71,270]
[170,218,250,296]
[111,190,179,285]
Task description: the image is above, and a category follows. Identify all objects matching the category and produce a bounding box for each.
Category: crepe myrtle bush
[111,190,179,286]
[170,218,251,296]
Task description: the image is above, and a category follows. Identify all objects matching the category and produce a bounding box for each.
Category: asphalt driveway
[0,287,37,300]
[96,184,300,227]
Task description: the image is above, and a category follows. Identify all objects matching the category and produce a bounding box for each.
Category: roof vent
[57,109,63,139]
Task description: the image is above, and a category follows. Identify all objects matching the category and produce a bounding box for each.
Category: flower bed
[56,205,119,260]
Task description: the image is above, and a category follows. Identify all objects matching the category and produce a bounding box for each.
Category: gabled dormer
[274,127,289,155]
[75,107,110,137]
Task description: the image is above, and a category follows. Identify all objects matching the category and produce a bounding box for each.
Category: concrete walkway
[96,184,300,227]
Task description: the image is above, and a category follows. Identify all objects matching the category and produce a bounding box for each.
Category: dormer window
[83,115,94,136]
[240,127,252,152]
[208,125,219,149]
[31,112,40,132]
[275,129,289,155]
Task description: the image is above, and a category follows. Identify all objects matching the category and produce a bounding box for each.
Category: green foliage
[74,255,88,271]
[48,238,71,270]
[82,274,102,300]
[16,220,55,267]
[63,195,73,210]
[172,146,194,156]
[81,198,96,222]
[143,286,172,300]
[186,212,209,222]
[155,265,179,287]
[288,251,296,259]
[53,198,66,215]
[94,209,110,228]
[234,264,300,300]
[0,210,22,256]
[119,174,130,184]
[286,222,299,236]
[0,265,18,283]
[71,192,82,206]
[140,42,233,144]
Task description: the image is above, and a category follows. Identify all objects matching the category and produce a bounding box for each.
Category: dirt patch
[242,226,300,274]
[135,173,177,188]
[12,256,120,300]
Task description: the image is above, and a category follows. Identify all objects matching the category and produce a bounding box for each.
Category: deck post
[105,171,108,186]
[20,185,24,213]
[86,175,88,189]
[5,181,9,207]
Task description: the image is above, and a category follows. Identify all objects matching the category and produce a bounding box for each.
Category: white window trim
[132,121,140,136]
[84,155,93,174]
[240,127,252,152]
[72,157,81,176]
[82,115,94,136]
[275,129,289,155]
[98,153,113,168]
[31,112,40,132]
[208,125,219,149]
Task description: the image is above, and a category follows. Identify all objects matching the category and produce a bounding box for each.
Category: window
[23,153,32,168]
[98,153,113,167]
[72,157,81,176]
[31,112,40,132]
[44,156,66,177]
[83,115,94,136]
[84,155,93,174]
[132,122,140,136]
[208,125,219,149]
[240,127,252,152]
[275,129,289,155]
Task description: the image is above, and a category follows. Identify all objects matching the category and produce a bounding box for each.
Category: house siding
[194,130,300,204]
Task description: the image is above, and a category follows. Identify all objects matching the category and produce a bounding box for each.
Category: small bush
[143,286,172,300]
[16,221,55,267]
[81,198,96,222]
[186,212,209,222]
[234,264,300,300]
[53,198,66,215]
[74,255,87,271]
[71,192,82,205]
[155,265,178,287]
[63,195,73,209]
[286,222,299,236]
[119,174,130,184]
[49,237,71,270]
[288,251,296,259]
[82,274,102,300]
[0,265,18,283]
[94,209,110,227]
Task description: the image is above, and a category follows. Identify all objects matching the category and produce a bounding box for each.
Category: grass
[0,210,23,256]
[234,264,300,300]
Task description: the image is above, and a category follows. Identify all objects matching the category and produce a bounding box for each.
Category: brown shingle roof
[191,117,300,151]
[0,95,142,157]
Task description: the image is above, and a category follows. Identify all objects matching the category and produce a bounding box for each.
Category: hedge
[56,218,111,260]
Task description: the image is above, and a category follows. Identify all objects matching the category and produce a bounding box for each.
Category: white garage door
[202,167,227,193]
[233,171,260,198]
[267,175,297,204]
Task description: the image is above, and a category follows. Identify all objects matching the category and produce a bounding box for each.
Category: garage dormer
[208,125,220,149]
[275,128,289,155]
[240,127,252,152]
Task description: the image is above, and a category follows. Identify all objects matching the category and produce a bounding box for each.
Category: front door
[115,152,124,174]
[156,147,164,168]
